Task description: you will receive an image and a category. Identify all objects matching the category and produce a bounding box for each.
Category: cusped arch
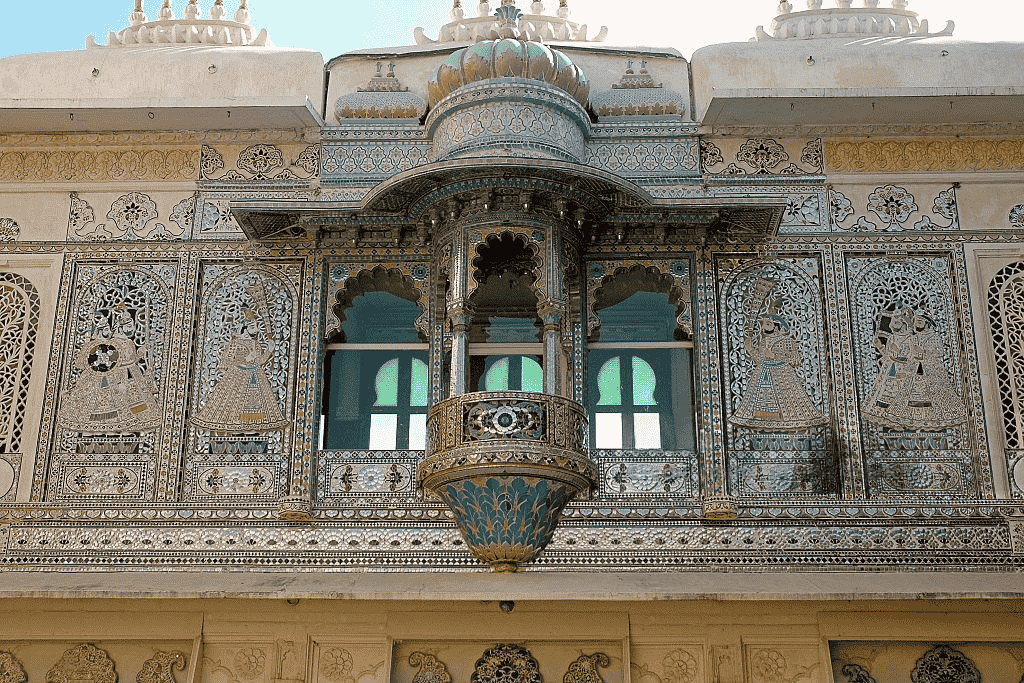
[330,266,428,343]
[466,229,547,307]
[588,263,691,340]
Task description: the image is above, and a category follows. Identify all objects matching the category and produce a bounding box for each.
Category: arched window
[321,289,427,450]
[589,288,695,451]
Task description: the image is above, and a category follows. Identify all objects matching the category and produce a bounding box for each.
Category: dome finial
[210,0,227,20]
[235,0,252,24]
[129,0,147,26]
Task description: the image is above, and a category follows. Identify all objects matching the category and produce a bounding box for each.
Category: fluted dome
[427,39,589,108]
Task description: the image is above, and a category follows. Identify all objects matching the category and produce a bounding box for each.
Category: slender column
[448,312,471,396]
[539,301,566,396]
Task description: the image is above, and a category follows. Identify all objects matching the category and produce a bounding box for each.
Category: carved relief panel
[40,263,177,501]
[311,641,388,683]
[831,641,1024,683]
[183,262,301,502]
[0,273,40,503]
[846,254,989,499]
[717,254,836,498]
[390,641,623,683]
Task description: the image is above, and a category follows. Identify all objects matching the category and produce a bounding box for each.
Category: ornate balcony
[422,391,596,572]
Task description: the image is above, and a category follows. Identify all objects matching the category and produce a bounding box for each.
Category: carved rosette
[422,390,596,572]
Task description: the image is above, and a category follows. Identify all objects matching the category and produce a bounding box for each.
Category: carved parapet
[755,1,953,41]
[87,1,272,49]
[422,390,596,572]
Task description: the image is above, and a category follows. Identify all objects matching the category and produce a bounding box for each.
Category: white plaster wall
[0,47,324,110]
[690,37,1024,123]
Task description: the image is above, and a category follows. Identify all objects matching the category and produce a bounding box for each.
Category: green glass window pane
[410,358,428,406]
[373,358,400,406]
[522,357,543,392]
[632,356,657,405]
[483,357,509,390]
[597,356,622,405]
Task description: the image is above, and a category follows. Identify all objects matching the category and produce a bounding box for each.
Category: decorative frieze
[826,138,1024,172]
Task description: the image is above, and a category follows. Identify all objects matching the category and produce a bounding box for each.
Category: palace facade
[1,1,1024,681]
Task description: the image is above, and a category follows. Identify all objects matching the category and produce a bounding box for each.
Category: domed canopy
[427,39,589,108]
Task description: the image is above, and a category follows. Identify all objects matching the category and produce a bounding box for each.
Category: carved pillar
[694,245,737,519]
[447,309,472,397]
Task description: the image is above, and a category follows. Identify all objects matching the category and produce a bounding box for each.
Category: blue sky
[1,1,1020,60]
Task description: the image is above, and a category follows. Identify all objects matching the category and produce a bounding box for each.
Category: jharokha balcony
[421,390,596,572]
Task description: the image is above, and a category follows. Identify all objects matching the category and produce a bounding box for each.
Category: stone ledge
[0,570,1022,601]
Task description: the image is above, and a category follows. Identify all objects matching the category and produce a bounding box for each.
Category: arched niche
[328,265,429,343]
[588,262,692,342]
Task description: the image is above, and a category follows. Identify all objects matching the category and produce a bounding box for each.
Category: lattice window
[0,273,40,454]
[988,261,1024,450]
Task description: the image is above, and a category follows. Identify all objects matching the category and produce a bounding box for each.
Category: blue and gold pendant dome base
[422,391,596,572]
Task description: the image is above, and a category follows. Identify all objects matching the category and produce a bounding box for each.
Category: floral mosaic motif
[233,648,266,681]
[107,191,158,235]
[58,268,170,434]
[471,644,542,683]
[409,652,452,683]
[236,144,285,179]
[913,188,960,230]
[829,190,854,227]
[586,141,699,176]
[71,466,141,495]
[169,192,198,233]
[782,195,821,227]
[700,138,724,168]
[564,653,610,683]
[662,649,699,683]
[0,652,27,683]
[329,463,412,494]
[1009,203,1024,229]
[466,400,544,440]
[199,199,241,234]
[0,218,19,242]
[46,644,117,683]
[437,475,579,566]
[320,648,354,683]
[191,267,295,436]
[198,467,273,495]
[737,138,789,174]
[605,462,690,495]
[137,651,187,683]
[68,192,96,233]
[800,138,824,173]
[201,144,320,182]
[840,664,877,683]
[67,192,187,241]
[200,144,226,179]
[910,645,980,683]
[866,185,919,229]
[321,143,430,178]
